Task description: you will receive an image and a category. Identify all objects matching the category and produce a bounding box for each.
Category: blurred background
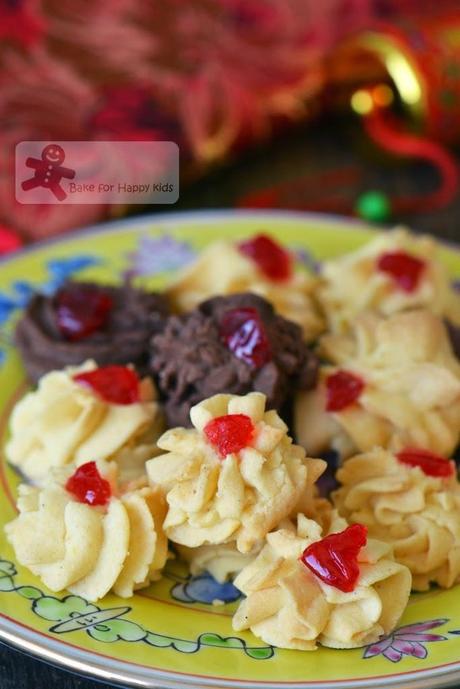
[1,0,460,254]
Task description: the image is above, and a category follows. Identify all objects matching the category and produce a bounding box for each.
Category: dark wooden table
[2,115,460,688]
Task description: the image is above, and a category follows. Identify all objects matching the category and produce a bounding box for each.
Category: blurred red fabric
[0,0,439,240]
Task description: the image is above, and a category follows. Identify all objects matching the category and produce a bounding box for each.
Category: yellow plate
[1,210,460,689]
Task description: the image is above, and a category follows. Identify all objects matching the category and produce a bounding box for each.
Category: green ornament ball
[355,190,392,223]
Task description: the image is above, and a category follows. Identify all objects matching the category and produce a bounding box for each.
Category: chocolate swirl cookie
[15,281,168,382]
[150,293,319,427]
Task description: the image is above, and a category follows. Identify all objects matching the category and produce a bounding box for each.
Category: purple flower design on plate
[452,279,460,293]
[126,234,196,277]
[292,246,322,274]
[363,619,448,663]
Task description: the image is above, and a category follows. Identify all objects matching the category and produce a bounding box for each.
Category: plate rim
[1,208,460,689]
[2,613,460,689]
[0,208,378,268]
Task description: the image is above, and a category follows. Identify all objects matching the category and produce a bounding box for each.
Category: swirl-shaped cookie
[6,361,163,484]
[318,227,460,335]
[334,447,460,590]
[147,392,326,553]
[15,281,168,382]
[232,513,411,650]
[5,462,168,601]
[150,293,319,427]
[166,236,324,341]
[295,311,460,459]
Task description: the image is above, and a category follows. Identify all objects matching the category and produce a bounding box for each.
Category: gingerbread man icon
[21,144,75,201]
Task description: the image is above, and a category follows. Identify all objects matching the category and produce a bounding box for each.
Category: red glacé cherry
[73,366,140,405]
[396,448,454,478]
[56,283,113,341]
[65,461,111,506]
[325,370,365,412]
[238,233,292,281]
[300,524,367,593]
[377,251,426,293]
[220,307,272,369]
[204,414,255,457]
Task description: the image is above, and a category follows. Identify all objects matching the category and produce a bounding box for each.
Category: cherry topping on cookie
[325,370,364,412]
[220,307,272,369]
[300,524,367,593]
[204,414,255,457]
[56,283,113,341]
[396,448,454,477]
[238,234,292,281]
[377,251,425,293]
[65,461,111,506]
[73,365,140,405]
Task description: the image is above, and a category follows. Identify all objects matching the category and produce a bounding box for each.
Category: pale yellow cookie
[318,227,460,333]
[232,513,411,650]
[334,447,460,590]
[69,498,130,600]
[5,462,168,601]
[167,239,324,341]
[147,392,326,553]
[5,360,163,484]
[295,311,460,459]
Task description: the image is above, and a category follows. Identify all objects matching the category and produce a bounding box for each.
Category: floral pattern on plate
[363,620,448,663]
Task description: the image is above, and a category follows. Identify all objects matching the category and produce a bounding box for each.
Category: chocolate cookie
[15,281,168,382]
[150,293,319,427]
